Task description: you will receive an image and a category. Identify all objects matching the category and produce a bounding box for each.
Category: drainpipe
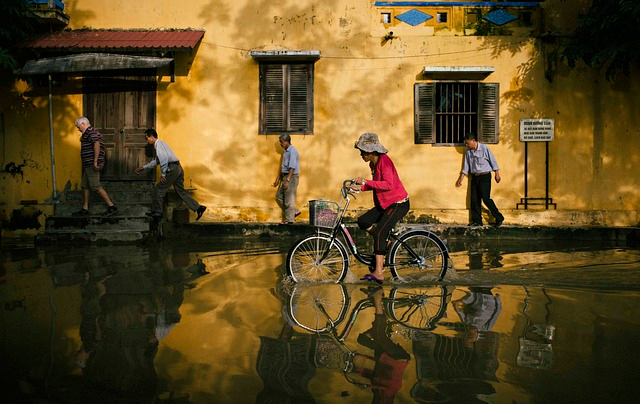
[48,74,58,202]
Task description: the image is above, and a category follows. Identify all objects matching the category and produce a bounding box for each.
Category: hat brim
[355,143,388,154]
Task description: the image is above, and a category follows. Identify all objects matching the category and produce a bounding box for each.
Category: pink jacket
[361,154,408,209]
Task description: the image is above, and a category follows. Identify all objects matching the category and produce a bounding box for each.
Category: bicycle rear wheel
[286,283,350,333]
[286,233,349,283]
[387,285,452,330]
[387,230,449,282]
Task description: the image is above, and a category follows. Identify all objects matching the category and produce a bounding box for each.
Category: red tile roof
[19,29,205,51]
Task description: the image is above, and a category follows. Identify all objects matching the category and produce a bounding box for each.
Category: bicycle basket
[309,200,340,228]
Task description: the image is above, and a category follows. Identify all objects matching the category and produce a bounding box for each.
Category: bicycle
[283,283,453,388]
[286,283,453,334]
[285,179,451,283]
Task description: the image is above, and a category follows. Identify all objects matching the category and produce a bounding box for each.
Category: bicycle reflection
[258,282,453,403]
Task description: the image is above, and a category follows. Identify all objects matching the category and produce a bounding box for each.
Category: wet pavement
[1,232,640,403]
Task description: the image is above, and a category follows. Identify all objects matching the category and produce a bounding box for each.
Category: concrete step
[44,215,152,231]
[54,201,152,217]
[39,215,157,243]
[36,229,152,243]
[42,181,194,243]
[56,181,153,217]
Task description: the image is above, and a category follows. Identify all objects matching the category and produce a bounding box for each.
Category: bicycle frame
[317,179,430,269]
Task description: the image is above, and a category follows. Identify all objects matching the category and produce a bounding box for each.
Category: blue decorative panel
[483,9,518,26]
[395,9,433,26]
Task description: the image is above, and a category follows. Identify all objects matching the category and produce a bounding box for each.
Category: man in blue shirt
[273,134,301,224]
[455,133,504,226]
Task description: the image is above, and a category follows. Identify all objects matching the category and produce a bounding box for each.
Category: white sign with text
[520,118,554,142]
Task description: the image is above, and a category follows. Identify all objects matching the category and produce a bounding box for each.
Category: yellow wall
[1,0,639,229]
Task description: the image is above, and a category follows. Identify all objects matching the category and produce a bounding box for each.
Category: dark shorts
[81,166,102,190]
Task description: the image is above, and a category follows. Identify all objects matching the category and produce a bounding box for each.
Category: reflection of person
[74,252,189,398]
[455,133,504,227]
[135,129,206,221]
[353,133,409,284]
[272,134,301,224]
[75,275,160,396]
[73,117,118,217]
[411,287,501,402]
[453,287,502,348]
[354,287,410,403]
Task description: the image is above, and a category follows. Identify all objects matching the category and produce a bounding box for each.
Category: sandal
[360,274,384,284]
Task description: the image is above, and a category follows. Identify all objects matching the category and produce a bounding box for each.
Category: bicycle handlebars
[342,179,360,200]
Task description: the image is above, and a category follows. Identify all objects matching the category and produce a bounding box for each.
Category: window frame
[258,62,314,135]
[414,81,499,145]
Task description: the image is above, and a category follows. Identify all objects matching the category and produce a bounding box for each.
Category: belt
[168,161,180,165]
[471,172,490,176]
[396,196,410,204]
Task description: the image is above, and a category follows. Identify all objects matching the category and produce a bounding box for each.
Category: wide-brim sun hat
[354,132,388,154]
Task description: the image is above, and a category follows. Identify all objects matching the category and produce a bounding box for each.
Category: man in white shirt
[455,133,504,227]
[272,134,301,224]
[135,129,206,221]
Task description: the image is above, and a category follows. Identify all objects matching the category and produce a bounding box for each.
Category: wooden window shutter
[289,64,312,132]
[414,83,435,144]
[261,64,285,133]
[259,63,313,134]
[478,82,499,144]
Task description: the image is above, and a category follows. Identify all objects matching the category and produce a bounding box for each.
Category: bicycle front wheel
[387,230,449,282]
[286,283,350,333]
[286,233,349,283]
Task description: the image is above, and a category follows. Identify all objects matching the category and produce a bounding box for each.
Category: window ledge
[250,50,321,62]
[422,66,495,79]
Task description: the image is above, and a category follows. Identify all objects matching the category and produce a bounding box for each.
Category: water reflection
[2,238,640,402]
[412,287,501,402]
[70,253,207,400]
[260,283,451,402]
[516,288,555,370]
[261,283,564,403]
[1,242,210,402]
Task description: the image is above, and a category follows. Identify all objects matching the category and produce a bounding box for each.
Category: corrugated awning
[14,53,173,75]
[18,29,205,52]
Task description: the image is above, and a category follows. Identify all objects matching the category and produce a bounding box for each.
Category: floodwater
[1,235,640,403]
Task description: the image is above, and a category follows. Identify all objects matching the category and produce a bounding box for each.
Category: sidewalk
[162,221,640,245]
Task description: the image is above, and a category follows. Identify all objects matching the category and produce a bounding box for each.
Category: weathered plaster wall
[1,0,639,229]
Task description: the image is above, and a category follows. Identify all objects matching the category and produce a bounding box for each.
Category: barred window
[414,82,499,145]
[259,63,314,135]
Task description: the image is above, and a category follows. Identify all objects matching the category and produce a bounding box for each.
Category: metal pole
[48,74,58,201]
[545,141,549,209]
[524,142,528,209]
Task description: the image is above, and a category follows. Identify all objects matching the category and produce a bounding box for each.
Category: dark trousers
[358,200,410,255]
[470,174,503,225]
[151,163,200,212]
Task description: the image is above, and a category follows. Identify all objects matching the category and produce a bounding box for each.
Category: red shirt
[361,154,408,209]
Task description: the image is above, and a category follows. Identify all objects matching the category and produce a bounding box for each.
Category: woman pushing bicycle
[353,133,410,284]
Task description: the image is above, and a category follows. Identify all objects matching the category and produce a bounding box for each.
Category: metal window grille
[435,82,478,144]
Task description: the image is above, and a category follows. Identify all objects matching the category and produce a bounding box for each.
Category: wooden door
[83,75,156,181]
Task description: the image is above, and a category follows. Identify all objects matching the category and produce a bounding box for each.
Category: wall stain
[1,161,27,178]
[2,207,43,230]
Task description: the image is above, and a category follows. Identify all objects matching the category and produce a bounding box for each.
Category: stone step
[36,229,151,243]
[44,215,152,232]
[54,202,152,217]
[62,190,152,203]
[55,181,154,216]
